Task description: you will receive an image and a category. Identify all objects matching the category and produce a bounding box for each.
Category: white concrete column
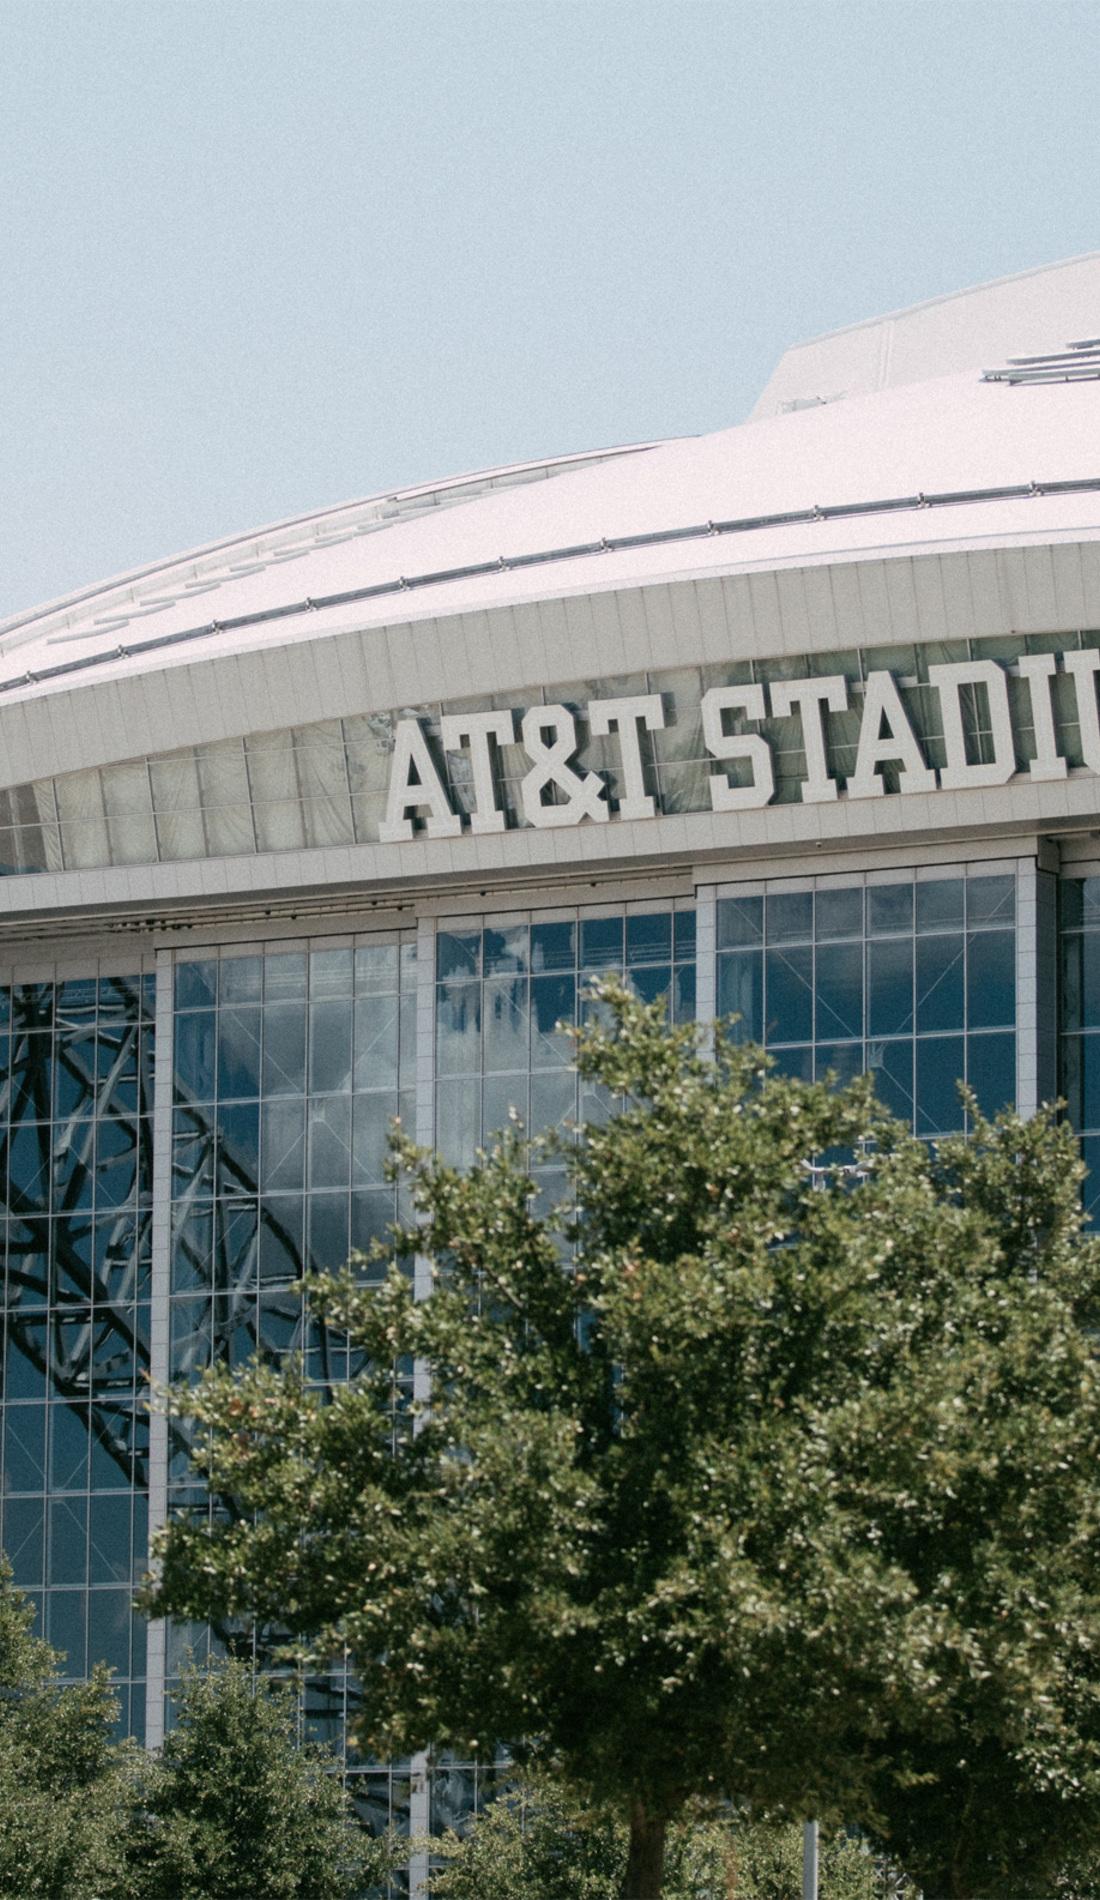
[143,949,174,1748]
[408,914,436,1897]
[1015,860,1058,1119]
[694,883,717,1050]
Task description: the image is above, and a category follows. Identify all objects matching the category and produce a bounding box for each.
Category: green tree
[0,1560,135,1899]
[145,986,1100,1899]
[431,1774,880,1900]
[127,1656,392,1900]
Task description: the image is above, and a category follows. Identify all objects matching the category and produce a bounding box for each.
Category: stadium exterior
[5,252,1100,1843]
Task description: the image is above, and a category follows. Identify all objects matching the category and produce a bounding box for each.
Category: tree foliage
[145,984,1100,1898]
[0,1560,135,1899]
[0,1563,382,1900]
[127,1657,391,1899]
[431,1773,882,1900]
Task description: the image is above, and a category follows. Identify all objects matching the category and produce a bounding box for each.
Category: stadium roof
[4,252,1100,706]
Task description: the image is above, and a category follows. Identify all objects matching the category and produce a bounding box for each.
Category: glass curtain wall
[0,970,155,1737]
[716,867,1018,1135]
[167,933,418,1849]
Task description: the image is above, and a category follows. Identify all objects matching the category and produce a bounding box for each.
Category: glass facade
[0,969,155,1738]
[1060,877,1100,1224]
[3,850,1098,1862]
[717,867,1018,1135]
[3,626,1098,877]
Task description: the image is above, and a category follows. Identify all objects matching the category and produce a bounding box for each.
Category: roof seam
[6,474,1100,697]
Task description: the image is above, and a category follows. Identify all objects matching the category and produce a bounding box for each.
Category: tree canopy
[145,984,1100,1899]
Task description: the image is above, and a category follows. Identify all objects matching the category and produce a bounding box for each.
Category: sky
[2,0,1100,623]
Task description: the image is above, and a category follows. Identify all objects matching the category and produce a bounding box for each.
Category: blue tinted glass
[49,1496,87,1584]
[1081,1135,1100,1227]
[967,932,1015,1030]
[765,946,813,1044]
[436,932,480,981]
[262,1004,306,1096]
[50,1404,89,1492]
[1061,878,1100,929]
[915,1036,966,1136]
[869,1039,913,1125]
[766,891,813,944]
[1063,1034,1100,1130]
[868,939,913,1036]
[581,917,624,969]
[967,874,1015,926]
[916,878,964,932]
[88,1590,131,1676]
[217,1010,262,1100]
[4,1403,46,1488]
[916,934,965,1033]
[436,982,481,1078]
[309,1000,353,1093]
[261,1100,306,1193]
[674,910,697,961]
[717,896,763,949]
[1061,932,1100,1031]
[815,886,862,940]
[352,1094,393,1188]
[815,1042,864,1086]
[309,1098,352,1191]
[57,977,97,1022]
[867,882,913,936]
[968,1032,1016,1120]
[484,926,529,976]
[220,957,262,1004]
[632,965,672,1012]
[530,974,575,1069]
[673,962,696,1023]
[626,912,672,966]
[218,1103,260,1191]
[175,1012,216,1101]
[258,1200,304,1283]
[3,1497,44,1585]
[483,979,529,1073]
[175,961,217,1010]
[769,1044,813,1081]
[815,941,863,1041]
[718,952,762,1042]
[47,1591,87,1676]
[530,920,576,973]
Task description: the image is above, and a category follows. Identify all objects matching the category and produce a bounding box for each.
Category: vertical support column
[408,914,436,1897]
[1016,860,1058,1119]
[143,949,174,1749]
[695,883,717,1048]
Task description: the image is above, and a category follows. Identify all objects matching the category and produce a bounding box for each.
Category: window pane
[967,932,1015,1030]
[916,877,964,932]
[765,946,813,1045]
[717,896,763,950]
[915,1035,966,1136]
[815,886,862,941]
[968,1033,1016,1120]
[867,882,913,936]
[718,952,762,1043]
[916,934,965,1033]
[766,891,813,944]
[815,941,863,1041]
[868,939,914,1037]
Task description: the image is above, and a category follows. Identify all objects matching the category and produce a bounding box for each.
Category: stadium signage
[379,649,1099,843]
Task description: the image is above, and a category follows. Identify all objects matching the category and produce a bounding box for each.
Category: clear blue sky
[3,0,1099,621]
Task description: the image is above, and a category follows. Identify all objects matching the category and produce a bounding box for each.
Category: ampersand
[520,705,609,829]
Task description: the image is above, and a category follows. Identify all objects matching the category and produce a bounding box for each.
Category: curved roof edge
[0,437,666,651]
[751,250,1100,419]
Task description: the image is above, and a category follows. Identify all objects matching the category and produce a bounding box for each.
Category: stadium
[4,251,1100,1841]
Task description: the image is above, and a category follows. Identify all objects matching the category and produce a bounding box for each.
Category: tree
[145,984,1100,1899]
[126,1657,391,1900]
[0,1560,136,1899]
[431,1772,881,1900]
